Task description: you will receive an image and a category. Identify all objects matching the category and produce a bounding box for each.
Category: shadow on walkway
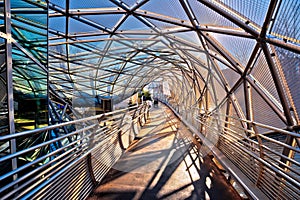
[87,104,241,200]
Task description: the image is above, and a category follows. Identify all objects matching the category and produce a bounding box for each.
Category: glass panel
[0,11,8,137]
[11,0,48,131]
[12,45,48,131]
[0,2,4,26]
[0,37,8,162]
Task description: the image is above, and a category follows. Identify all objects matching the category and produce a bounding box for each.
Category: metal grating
[270,0,300,44]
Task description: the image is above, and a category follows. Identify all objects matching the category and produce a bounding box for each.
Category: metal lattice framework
[0,0,299,199]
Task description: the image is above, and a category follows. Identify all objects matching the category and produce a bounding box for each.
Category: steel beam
[265,38,300,54]
[49,8,126,17]
[260,0,278,39]
[224,98,231,129]
[244,80,253,134]
[199,27,254,39]
[49,37,160,46]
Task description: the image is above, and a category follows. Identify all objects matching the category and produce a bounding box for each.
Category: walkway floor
[87,103,241,200]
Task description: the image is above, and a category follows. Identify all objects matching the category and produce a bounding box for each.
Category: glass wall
[0,39,8,136]
[11,0,48,131]
[0,0,48,185]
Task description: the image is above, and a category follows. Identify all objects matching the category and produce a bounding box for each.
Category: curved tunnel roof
[47,0,300,129]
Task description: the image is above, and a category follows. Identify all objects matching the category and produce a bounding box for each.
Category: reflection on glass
[11,0,48,131]
[0,37,8,136]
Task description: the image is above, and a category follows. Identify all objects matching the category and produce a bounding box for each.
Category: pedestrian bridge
[0,0,300,199]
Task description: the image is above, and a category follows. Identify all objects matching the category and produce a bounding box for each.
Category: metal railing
[0,103,150,200]
[164,100,300,200]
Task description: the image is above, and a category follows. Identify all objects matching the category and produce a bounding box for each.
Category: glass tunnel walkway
[0,0,300,199]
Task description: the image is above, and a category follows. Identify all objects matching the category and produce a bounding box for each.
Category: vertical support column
[204,88,210,136]
[244,79,264,185]
[205,88,209,113]
[5,0,17,181]
[244,80,253,135]
[224,98,231,130]
[46,1,50,127]
[220,98,232,148]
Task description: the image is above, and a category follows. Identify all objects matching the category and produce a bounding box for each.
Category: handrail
[163,100,300,200]
[0,103,149,200]
[0,105,139,141]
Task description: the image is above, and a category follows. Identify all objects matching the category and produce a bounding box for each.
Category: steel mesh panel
[0,51,8,135]
[221,67,240,88]
[196,75,206,92]
[69,17,100,33]
[251,50,281,103]
[140,0,189,21]
[219,99,227,123]
[212,76,226,105]
[275,46,300,123]
[211,33,257,67]
[146,18,183,30]
[190,1,237,28]
[194,63,209,83]
[207,42,221,56]
[270,0,300,44]
[234,84,246,117]
[252,89,286,132]
[49,16,66,33]
[215,0,270,26]
[118,15,151,30]
[50,0,66,8]
[122,0,138,7]
[172,31,202,46]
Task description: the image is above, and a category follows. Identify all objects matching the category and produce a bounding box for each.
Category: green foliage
[138,90,152,100]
